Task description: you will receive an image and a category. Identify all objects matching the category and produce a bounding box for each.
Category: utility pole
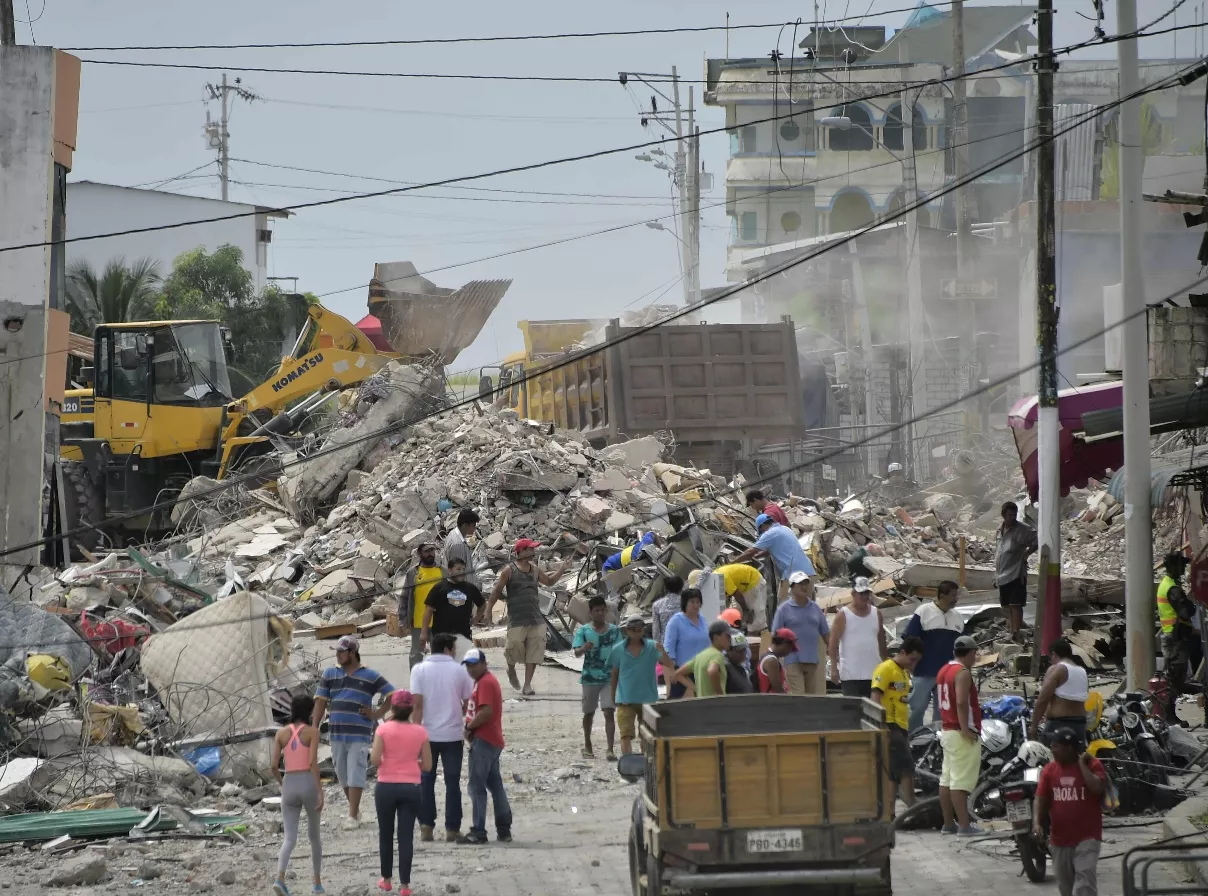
[204,74,257,201]
[1,0,15,45]
[1035,0,1063,657]
[1117,0,1154,689]
[671,67,693,307]
[952,0,978,448]
[686,89,701,307]
[900,45,927,481]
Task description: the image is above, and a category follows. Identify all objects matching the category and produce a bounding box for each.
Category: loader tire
[61,461,105,555]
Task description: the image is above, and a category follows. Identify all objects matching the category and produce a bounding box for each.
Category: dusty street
[0,639,1193,895]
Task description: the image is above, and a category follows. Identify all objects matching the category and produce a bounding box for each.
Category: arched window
[828,104,873,151]
[883,103,927,152]
[830,191,875,233]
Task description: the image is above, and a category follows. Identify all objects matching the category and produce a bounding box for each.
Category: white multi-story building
[66,181,289,293]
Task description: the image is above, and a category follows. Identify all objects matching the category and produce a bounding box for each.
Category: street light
[820,116,853,130]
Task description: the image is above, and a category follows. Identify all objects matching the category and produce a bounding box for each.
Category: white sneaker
[342,816,361,830]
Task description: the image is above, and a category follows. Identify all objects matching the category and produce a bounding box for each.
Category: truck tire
[646,851,665,896]
[628,830,646,896]
[61,461,105,555]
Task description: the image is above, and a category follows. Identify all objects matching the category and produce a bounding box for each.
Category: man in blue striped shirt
[312,635,395,826]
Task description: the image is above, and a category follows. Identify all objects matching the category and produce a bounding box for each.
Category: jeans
[467,739,512,837]
[374,782,422,882]
[908,675,938,732]
[419,740,464,832]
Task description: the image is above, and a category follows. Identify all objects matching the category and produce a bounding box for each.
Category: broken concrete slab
[45,855,108,887]
[599,436,664,469]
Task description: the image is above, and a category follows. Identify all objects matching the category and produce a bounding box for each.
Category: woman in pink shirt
[370,690,432,895]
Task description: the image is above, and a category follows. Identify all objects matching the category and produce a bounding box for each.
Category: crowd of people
[267,491,1119,896]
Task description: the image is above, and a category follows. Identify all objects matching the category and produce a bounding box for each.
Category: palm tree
[65,257,162,335]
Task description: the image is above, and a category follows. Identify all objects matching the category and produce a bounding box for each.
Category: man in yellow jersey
[400,543,446,668]
[1158,551,1195,723]
[711,563,770,633]
[872,636,924,814]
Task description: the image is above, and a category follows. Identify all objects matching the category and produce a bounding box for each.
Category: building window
[739,211,758,241]
[781,211,802,233]
[740,125,758,153]
[828,104,873,151]
[883,103,927,152]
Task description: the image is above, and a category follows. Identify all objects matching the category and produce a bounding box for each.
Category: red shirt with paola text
[1038,757,1107,847]
[465,670,505,749]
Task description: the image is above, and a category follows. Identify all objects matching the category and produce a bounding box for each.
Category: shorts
[887,726,913,784]
[505,624,546,665]
[330,739,369,790]
[581,683,616,713]
[939,729,982,792]
[1042,717,1087,751]
[616,704,642,740]
[841,679,873,698]
[998,578,1027,608]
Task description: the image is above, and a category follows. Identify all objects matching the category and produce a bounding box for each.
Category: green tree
[65,257,162,335]
[1100,99,1172,199]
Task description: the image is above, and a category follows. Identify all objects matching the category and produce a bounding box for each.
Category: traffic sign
[941,278,997,300]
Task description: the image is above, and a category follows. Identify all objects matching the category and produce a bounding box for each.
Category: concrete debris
[45,855,108,887]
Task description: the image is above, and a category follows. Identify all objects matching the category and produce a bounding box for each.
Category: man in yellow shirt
[400,543,445,668]
[712,563,770,633]
[871,636,924,813]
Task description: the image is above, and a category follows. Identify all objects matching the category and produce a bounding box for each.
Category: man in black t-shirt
[421,558,485,661]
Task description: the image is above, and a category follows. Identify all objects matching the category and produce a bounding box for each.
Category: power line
[8,60,1194,561]
[0,48,1107,258]
[62,6,961,52]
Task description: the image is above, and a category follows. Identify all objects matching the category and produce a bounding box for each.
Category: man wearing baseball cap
[670,620,733,697]
[936,635,983,836]
[732,514,816,602]
[312,636,395,827]
[723,632,755,694]
[1034,728,1108,896]
[827,576,887,698]
[770,571,830,695]
[485,539,572,696]
[458,649,512,844]
[609,615,661,755]
[399,542,444,669]
[756,628,798,693]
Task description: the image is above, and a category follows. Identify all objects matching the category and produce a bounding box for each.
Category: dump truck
[619,694,894,894]
[481,316,804,475]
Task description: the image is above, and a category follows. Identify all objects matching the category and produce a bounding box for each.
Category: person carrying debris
[745,489,789,527]
[410,632,475,844]
[733,514,816,601]
[1033,728,1107,896]
[312,636,395,827]
[399,543,445,669]
[443,508,481,589]
[871,636,924,814]
[936,635,984,836]
[610,614,661,755]
[371,690,432,895]
[827,576,887,698]
[769,571,830,695]
[713,562,770,633]
[601,531,664,573]
[271,693,324,896]
[1029,638,1090,748]
[421,558,484,662]
[572,595,623,760]
[903,580,964,732]
[486,538,573,696]
[995,501,1037,639]
[1157,551,1196,724]
[755,628,798,693]
[459,648,513,845]
[669,620,733,697]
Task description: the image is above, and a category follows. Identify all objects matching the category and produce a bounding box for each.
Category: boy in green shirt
[671,621,733,697]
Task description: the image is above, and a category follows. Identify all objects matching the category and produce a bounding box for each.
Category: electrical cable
[62,6,965,52]
[9,63,1203,569]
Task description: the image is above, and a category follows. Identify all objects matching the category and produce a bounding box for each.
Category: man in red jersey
[936,635,982,836]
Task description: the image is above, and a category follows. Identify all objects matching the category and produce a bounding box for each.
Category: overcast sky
[24,0,1194,370]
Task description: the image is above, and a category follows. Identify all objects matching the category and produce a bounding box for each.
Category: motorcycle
[1001,760,1050,883]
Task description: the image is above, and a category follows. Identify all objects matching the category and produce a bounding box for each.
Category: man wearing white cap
[609,615,660,755]
[827,577,888,698]
[769,572,830,695]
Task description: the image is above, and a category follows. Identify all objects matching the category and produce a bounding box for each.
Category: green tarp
[0,807,242,843]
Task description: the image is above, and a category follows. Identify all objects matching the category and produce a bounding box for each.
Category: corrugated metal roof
[1022,103,1105,202]
[883,6,1034,66]
[1106,445,1208,506]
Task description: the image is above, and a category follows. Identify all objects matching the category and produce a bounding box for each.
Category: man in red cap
[756,628,798,693]
[485,539,572,695]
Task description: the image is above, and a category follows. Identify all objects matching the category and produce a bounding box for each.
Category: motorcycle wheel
[967,778,1006,821]
[1018,836,1047,883]
[1136,738,1171,786]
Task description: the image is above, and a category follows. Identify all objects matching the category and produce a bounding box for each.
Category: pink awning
[353,314,395,353]
[1007,381,1123,500]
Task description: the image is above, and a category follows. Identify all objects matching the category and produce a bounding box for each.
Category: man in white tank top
[827,577,888,698]
[1029,638,1090,748]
